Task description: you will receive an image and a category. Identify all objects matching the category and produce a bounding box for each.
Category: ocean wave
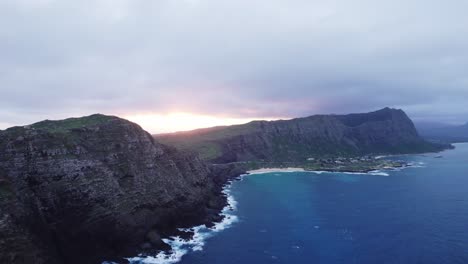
[407,161,426,168]
[126,185,238,264]
[247,168,305,174]
[310,171,328,174]
[343,171,390,176]
[368,170,390,176]
[311,170,389,176]
[374,155,389,159]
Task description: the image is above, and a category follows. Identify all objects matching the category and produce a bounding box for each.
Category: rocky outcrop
[157,108,451,163]
[0,114,234,264]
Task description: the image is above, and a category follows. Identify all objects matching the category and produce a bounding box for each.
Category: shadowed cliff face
[0,115,228,264]
[157,108,449,163]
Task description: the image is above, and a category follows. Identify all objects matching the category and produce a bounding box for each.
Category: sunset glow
[124,113,281,134]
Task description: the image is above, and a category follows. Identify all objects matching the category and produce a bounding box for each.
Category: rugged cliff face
[0,115,228,264]
[157,108,449,163]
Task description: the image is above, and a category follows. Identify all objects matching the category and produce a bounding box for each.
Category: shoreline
[128,163,403,263]
[125,155,433,263]
[126,181,239,264]
[245,163,407,176]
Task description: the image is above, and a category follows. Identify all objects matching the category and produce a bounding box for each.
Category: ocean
[131,143,468,264]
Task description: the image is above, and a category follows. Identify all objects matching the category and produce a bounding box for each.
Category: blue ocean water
[140,143,468,264]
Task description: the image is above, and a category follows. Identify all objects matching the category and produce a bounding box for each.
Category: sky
[1,0,467,133]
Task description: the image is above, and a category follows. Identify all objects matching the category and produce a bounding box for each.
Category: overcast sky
[1,0,467,132]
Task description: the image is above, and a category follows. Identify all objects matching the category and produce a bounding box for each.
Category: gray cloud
[1,0,468,129]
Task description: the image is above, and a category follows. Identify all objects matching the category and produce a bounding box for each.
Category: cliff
[157,108,450,163]
[0,114,230,264]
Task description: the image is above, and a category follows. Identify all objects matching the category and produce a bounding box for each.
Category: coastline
[126,181,239,264]
[224,155,411,176]
[124,154,434,263]
[142,144,468,264]
[245,162,407,176]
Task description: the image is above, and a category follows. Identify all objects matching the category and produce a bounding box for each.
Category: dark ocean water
[175,143,468,264]
[129,143,468,264]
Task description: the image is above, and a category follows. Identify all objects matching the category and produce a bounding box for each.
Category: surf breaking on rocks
[113,160,428,264]
[125,185,239,264]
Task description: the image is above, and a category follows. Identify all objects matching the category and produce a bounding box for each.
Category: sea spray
[126,183,239,264]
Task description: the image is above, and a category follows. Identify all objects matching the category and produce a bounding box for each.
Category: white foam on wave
[312,170,389,176]
[247,168,305,174]
[407,161,426,168]
[374,155,389,159]
[368,170,390,176]
[310,171,328,175]
[126,184,239,264]
[313,170,367,175]
[342,171,369,175]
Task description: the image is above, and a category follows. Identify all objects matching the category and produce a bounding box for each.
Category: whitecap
[342,172,368,175]
[126,184,239,264]
[247,168,305,174]
[310,171,329,175]
[374,155,389,159]
[311,170,390,176]
[368,170,390,176]
[407,161,426,168]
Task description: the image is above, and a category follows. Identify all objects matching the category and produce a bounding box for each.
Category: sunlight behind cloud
[124,112,280,134]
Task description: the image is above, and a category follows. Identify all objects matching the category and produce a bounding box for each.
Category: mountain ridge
[157,108,450,163]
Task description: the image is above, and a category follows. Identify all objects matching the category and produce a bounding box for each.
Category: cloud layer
[1,0,467,128]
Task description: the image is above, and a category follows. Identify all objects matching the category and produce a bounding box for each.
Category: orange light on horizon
[124,112,281,134]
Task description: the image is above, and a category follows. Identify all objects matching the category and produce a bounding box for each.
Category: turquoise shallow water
[140,143,468,264]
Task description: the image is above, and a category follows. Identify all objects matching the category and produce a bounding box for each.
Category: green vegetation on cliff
[157,108,451,163]
[28,114,116,133]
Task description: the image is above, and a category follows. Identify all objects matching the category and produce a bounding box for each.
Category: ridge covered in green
[157,108,450,163]
[28,114,116,133]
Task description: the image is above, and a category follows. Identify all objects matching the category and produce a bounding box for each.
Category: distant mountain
[416,122,468,143]
[157,108,450,163]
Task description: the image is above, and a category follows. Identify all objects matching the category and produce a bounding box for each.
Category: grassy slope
[0,114,121,155]
[28,114,116,133]
[157,122,263,160]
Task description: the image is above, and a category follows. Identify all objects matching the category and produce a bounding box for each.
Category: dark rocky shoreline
[138,163,246,259]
